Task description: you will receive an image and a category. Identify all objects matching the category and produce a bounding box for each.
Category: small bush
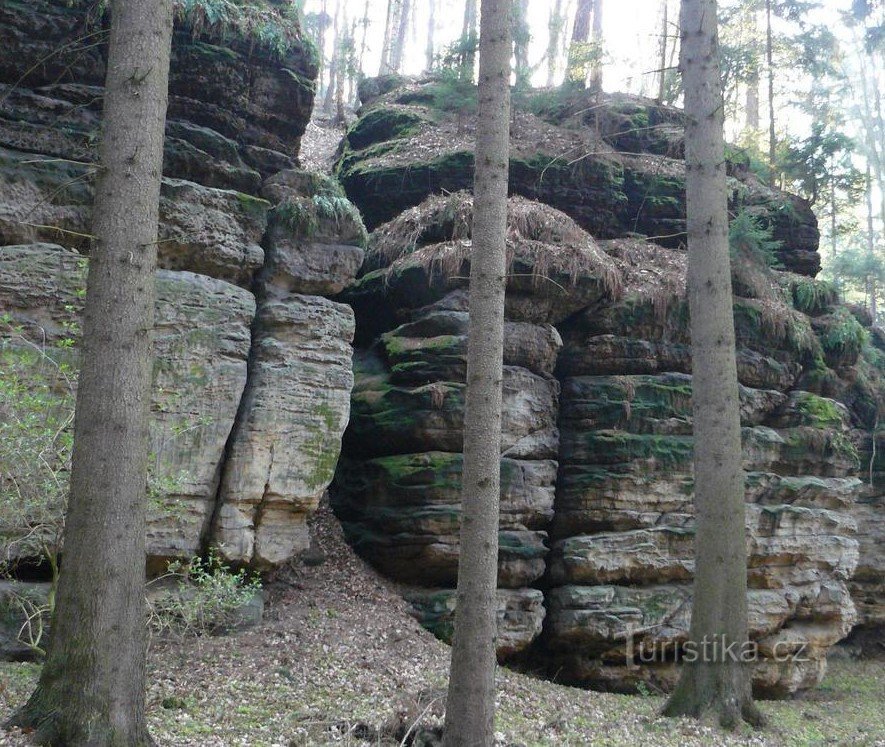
[148,550,261,640]
[729,210,783,268]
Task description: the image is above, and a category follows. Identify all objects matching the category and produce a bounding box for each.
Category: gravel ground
[1,501,883,746]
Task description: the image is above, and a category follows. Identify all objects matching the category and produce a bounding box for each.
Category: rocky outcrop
[0,244,255,566]
[332,190,882,695]
[332,195,621,658]
[0,1,366,578]
[336,79,821,276]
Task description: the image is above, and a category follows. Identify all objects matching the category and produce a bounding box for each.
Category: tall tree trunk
[661,0,764,731]
[324,0,341,116]
[588,0,604,92]
[426,0,437,71]
[379,0,400,75]
[766,0,777,185]
[442,0,512,744]
[513,0,531,88]
[547,0,565,87]
[390,0,411,73]
[657,0,669,102]
[830,157,838,260]
[566,0,593,86]
[867,164,878,320]
[460,0,479,80]
[319,0,329,95]
[7,1,173,743]
[358,0,371,82]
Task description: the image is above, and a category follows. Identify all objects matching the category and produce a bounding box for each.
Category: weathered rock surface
[337,79,820,276]
[215,294,355,569]
[0,244,255,565]
[334,190,881,695]
[0,0,316,184]
[0,3,368,578]
[0,147,270,287]
[404,587,545,658]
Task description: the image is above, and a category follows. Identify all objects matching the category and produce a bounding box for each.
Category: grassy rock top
[336,77,821,277]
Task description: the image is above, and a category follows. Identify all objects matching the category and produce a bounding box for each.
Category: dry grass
[371,192,622,300]
[601,238,687,321]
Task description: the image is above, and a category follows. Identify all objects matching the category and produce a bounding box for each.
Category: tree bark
[390,0,411,73]
[380,0,400,75]
[442,0,512,744]
[766,0,777,185]
[546,0,565,87]
[513,0,531,88]
[358,0,370,81]
[6,1,173,743]
[661,0,764,731]
[426,0,437,71]
[324,0,342,116]
[460,0,479,80]
[588,0,604,92]
[657,0,669,102]
[566,0,593,86]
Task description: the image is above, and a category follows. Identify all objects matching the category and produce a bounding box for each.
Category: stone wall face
[0,1,364,574]
[331,185,881,695]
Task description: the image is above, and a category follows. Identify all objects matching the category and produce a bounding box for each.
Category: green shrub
[729,210,782,268]
[148,550,261,639]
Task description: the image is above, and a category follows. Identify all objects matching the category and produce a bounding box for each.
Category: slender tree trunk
[335,11,348,126]
[830,158,838,260]
[513,0,531,88]
[460,0,479,81]
[7,1,173,743]
[442,0,512,744]
[661,0,764,731]
[324,0,341,116]
[588,0,604,92]
[766,0,777,185]
[867,165,878,320]
[379,0,398,75]
[390,0,411,73]
[566,0,593,86]
[426,0,437,71]
[546,0,564,87]
[319,0,329,95]
[358,0,370,81]
[657,0,669,102]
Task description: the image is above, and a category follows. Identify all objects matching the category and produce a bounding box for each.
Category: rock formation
[0,0,364,575]
[329,78,884,696]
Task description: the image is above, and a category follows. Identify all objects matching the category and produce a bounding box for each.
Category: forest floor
[0,499,883,747]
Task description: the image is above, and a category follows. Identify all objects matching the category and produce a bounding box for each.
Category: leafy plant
[729,210,783,268]
[147,550,261,640]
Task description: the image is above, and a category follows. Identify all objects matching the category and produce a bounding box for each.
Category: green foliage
[789,277,839,315]
[819,308,868,366]
[729,210,783,268]
[400,69,477,119]
[273,192,368,247]
[147,550,261,640]
[0,320,75,572]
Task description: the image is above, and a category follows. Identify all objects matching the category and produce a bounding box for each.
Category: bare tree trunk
[442,0,512,744]
[6,1,173,743]
[513,0,531,88]
[657,0,669,101]
[358,0,370,81]
[379,0,399,75]
[324,0,341,117]
[661,0,764,731]
[867,164,878,320]
[766,0,777,185]
[390,0,411,73]
[460,0,479,81]
[588,0,604,92]
[426,0,437,71]
[566,0,593,86]
[546,0,565,87]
